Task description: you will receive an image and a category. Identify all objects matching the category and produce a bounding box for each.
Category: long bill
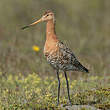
[21,18,42,30]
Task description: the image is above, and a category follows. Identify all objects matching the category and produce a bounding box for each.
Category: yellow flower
[32,45,40,52]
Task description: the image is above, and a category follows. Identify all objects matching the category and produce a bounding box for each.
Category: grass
[0,72,110,110]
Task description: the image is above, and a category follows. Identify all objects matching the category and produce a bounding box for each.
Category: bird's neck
[46,20,57,41]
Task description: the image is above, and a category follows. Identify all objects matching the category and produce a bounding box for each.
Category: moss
[0,73,110,110]
[95,104,110,110]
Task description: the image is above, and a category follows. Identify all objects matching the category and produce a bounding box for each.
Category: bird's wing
[58,41,89,72]
[58,41,76,63]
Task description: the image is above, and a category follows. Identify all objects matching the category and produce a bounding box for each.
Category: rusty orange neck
[44,20,58,54]
[46,20,57,41]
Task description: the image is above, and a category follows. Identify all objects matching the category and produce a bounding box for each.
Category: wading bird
[22,10,89,105]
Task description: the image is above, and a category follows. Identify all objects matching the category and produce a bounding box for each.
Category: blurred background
[0,0,110,78]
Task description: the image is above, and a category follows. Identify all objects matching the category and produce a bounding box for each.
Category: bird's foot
[56,101,59,106]
[68,100,72,106]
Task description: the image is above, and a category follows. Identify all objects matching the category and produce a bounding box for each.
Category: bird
[22,10,89,106]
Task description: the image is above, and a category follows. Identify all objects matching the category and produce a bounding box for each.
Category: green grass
[0,72,110,110]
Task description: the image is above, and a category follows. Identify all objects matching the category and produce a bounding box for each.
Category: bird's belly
[46,54,59,70]
[46,54,74,71]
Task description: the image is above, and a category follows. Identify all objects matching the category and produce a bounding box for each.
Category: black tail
[74,59,89,73]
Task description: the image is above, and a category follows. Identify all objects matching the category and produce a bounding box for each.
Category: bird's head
[21,10,54,30]
[42,10,54,22]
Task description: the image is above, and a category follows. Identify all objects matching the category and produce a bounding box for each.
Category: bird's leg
[56,70,60,105]
[64,71,72,106]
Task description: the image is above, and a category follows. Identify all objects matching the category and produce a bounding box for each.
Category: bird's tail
[74,59,89,73]
[79,63,89,73]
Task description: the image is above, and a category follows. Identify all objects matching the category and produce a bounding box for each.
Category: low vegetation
[0,72,109,110]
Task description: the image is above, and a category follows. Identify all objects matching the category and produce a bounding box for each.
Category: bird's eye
[46,14,49,16]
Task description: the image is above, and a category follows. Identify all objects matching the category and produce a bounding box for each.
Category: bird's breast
[44,40,59,57]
